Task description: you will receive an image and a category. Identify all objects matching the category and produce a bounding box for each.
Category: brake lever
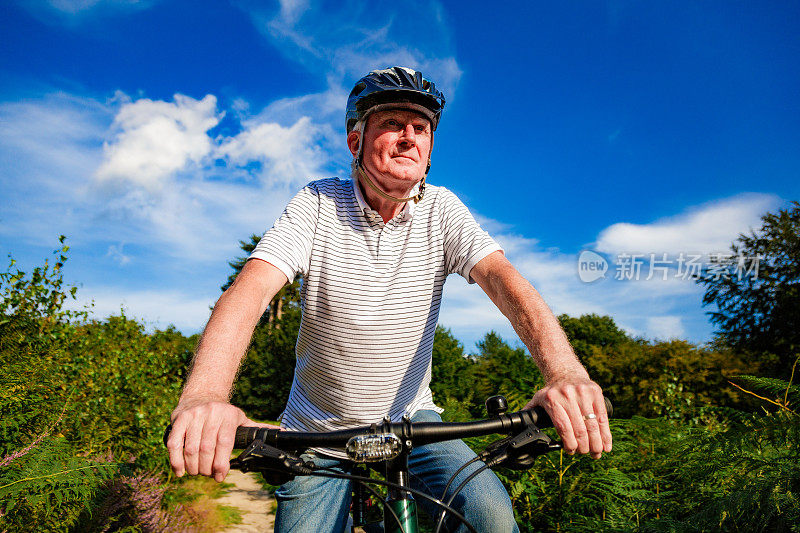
[481,424,561,470]
[230,438,315,485]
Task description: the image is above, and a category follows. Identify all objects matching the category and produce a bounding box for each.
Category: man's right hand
[166,400,280,482]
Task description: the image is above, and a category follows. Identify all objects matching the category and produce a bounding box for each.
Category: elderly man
[168,66,612,532]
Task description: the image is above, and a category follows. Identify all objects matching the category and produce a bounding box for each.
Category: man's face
[352,108,432,187]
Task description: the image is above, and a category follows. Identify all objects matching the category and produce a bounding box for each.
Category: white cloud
[596,193,780,256]
[646,316,685,341]
[95,93,221,190]
[218,116,330,188]
[88,91,340,259]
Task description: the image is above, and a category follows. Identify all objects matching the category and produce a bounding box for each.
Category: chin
[390,173,424,183]
[388,166,424,181]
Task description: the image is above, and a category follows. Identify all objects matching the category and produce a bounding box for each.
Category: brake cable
[433,423,561,533]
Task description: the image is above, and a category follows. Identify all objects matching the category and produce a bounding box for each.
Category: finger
[594,393,613,453]
[166,417,187,477]
[253,422,282,430]
[578,387,604,459]
[565,394,591,455]
[243,416,282,430]
[550,400,578,454]
[198,416,220,477]
[183,415,204,476]
[212,417,238,482]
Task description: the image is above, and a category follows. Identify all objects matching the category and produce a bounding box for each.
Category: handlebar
[232,397,613,450]
[163,396,611,533]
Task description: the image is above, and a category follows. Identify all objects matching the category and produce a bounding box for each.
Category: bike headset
[346,66,446,204]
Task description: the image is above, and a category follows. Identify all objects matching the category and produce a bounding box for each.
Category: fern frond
[730,374,800,406]
[0,437,120,525]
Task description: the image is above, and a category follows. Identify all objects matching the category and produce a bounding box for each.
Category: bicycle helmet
[346,66,445,133]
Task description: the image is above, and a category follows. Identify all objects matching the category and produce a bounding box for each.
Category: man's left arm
[471,250,612,458]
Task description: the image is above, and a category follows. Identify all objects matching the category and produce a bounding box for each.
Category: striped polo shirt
[250,177,501,455]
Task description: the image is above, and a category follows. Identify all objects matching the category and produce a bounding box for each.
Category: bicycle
[166,395,612,533]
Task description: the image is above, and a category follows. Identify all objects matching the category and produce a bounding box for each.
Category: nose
[398,124,416,146]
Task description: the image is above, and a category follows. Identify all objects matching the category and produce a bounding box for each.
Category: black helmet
[345,66,445,133]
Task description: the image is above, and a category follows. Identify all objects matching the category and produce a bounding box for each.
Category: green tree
[430,326,474,403]
[221,234,301,327]
[697,201,800,378]
[556,314,757,419]
[558,313,630,361]
[231,304,301,420]
[470,331,544,414]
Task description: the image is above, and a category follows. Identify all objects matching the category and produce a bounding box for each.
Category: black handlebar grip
[163,424,263,450]
[529,405,551,427]
[235,426,260,449]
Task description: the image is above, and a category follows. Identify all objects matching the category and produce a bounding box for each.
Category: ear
[347,130,360,157]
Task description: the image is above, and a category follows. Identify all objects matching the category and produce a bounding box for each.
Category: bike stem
[384,451,417,533]
[382,415,418,533]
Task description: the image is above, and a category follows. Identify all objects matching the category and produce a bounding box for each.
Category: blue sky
[1,0,798,351]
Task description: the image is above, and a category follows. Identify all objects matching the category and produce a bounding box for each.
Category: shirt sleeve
[249,183,319,280]
[439,188,503,283]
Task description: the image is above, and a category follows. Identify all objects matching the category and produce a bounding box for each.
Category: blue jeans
[274,410,519,533]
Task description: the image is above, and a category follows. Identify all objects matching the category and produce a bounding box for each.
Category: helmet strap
[357,165,425,204]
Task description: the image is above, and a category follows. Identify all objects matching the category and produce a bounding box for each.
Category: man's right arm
[166,258,288,482]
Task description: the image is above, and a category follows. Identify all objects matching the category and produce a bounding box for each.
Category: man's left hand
[526,378,612,459]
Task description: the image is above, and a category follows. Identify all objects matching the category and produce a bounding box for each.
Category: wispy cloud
[0,92,110,245]
[15,0,160,25]
[72,285,216,332]
[236,0,462,100]
[646,316,685,341]
[105,243,131,265]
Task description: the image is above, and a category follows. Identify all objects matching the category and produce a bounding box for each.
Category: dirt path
[218,469,276,532]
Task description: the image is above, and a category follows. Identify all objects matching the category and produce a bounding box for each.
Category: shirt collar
[352,178,418,222]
